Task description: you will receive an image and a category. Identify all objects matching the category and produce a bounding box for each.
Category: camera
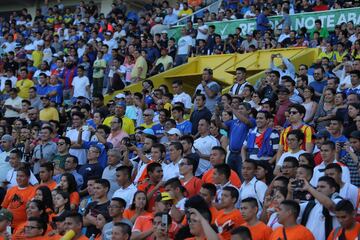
[338,142,345,148]
[291,179,304,189]
[122,137,134,147]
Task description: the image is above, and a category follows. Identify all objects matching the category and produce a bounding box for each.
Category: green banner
[168,7,360,40]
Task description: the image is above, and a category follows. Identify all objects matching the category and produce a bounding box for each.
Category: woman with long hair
[34,186,54,215]
[123,191,151,223]
[344,103,360,137]
[301,86,318,125]
[209,120,229,150]
[53,191,71,216]
[256,161,274,185]
[314,87,336,131]
[59,173,80,210]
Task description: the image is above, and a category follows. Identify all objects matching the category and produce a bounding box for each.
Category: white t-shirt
[172,92,192,109]
[340,182,359,208]
[103,38,118,53]
[2,41,17,53]
[177,35,192,55]
[6,168,38,188]
[72,75,90,99]
[163,160,182,181]
[193,135,219,176]
[4,96,22,118]
[0,151,11,183]
[196,24,209,40]
[300,196,341,240]
[276,150,306,167]
[112,183,138,208]
[65,128,91,165]
[0,75,17,91]
[310,160,351,187]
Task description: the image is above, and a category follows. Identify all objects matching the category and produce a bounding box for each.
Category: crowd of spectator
[0,0,359,239]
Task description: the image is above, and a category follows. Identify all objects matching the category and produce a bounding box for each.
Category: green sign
[168,7,360,40]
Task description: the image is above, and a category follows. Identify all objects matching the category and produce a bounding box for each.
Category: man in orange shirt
[63,213,89,240]
[180,154,203,198]
[199,183,219,224]
[137,162,165,211]
[327,199,360,240]
[202,146,241,188]
[39,162,57,190]
[215,186,245,239]
[2,167,35,230]
[269,200,315,240]
[240,197,272,240]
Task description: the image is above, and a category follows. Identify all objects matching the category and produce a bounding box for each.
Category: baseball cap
[142,128,155,135]
[350,131,360,140]
[161,30,168,34]
[1,134,13,143]
[0,209,13,222]
[115,93,125,99]
[160,192,173,201]
[167,128,182,136]
[313,130,330,139]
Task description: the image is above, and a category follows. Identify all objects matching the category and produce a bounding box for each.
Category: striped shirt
[243,128,280,161]
[279,124,314,152]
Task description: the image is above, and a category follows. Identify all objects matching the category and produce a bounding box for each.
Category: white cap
[115,93,125,99]
[166,128,182,136]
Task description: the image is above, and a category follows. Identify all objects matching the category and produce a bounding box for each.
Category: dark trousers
[227,151,243,181]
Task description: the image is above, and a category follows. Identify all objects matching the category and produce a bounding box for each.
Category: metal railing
[175,0,223,26]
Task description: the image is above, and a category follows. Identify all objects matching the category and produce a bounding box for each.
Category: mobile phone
[161,214,168,230]
[82,126,89,131]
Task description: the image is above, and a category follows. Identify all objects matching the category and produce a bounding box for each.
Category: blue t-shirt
[225,117,255,152]
[329,135,348,158]
[176,120,192,135]
[82,141,112,168]
[256,13,270,32]
[48,84,63,104]
[152,123,165,136]
[36,84,51,97]
[309,80,327,94]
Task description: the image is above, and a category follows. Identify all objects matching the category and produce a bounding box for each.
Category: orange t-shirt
[1,185,35,229]
[327,222,360,240]
[181,205,219,226]
[188,0,202,7]
[243,221,273,240]
[133,214,180,240]
[13,221,53,240]
[185,234,224,240]
[181,177,203,198]
[70,191,80,207]
[202,168,242,188]
[48,234,63,240]
[269,225,315,240]
[39,181,57,190]
[215,209,245,239]
[136,161,154,184]
[77,235,89,240]
[123,209,152,220]
[137,182,164,211]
